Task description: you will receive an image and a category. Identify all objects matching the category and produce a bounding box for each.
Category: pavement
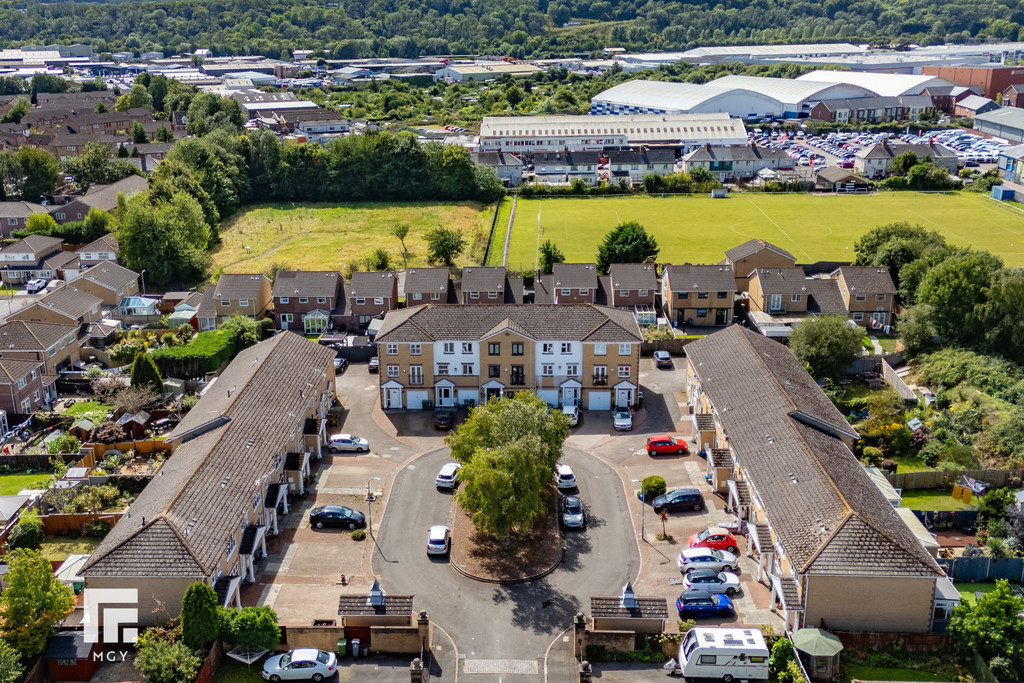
[244,357,784,682]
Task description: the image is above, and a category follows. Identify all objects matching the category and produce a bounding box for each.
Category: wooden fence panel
[886,469,1022,491]
[40,512,125,535]
[640,338,697,356]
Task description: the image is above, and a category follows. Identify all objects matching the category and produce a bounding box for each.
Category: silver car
[676,547,739,574]
[561,495,586,530]
[612,409,632,431]
[426,525,451,555]
[327,433,369,453]
[262,648,337,681]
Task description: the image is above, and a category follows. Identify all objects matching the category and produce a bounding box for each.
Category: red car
[646,434,689,456]
[688,527,739,554]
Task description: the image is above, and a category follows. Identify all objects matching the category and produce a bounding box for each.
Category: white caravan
[677,627,770,682]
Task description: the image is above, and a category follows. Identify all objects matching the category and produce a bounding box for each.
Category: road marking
[464,659,539,675]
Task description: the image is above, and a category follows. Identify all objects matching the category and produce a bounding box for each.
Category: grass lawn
[212,201,493,274]
[37,536,102,562]
[0,472,51,494]
[63,400,113,424]
[485,196,514,266]
[876,335,900,354]
[844,665,947,681]
[506,193,1024,271]
[892,456,935,473]
[955,582,1001,606]
[211,657,264,683]
[899,488,975,511]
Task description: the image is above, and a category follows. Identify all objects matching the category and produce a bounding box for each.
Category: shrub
[91,421,126,444]
[46,434,81,455]
[83,520,111,539]
[219,606,280,650]
[8,509,43,550]
[130,354,165,394]
[181,583,220,652]
[861,447,884,467]
[880,458,898,474]
[351,528,366,541]
[151,329,234,379]
[641,475,666,499]
[134,637,200,683]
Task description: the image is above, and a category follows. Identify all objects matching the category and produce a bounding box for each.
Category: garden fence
[887,468,1021,491]
[937,556,1024,583]
[640,339,697,356]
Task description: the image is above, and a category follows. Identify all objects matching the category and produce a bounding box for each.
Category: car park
[561,495,586,530]
[646,434,689,456]
[555,463,577,489]
[433,408,453,430]
[262,648,337,681]
[435,462,462,489]
[682,568,742,595]
[676,547,739,574]
[327,433,369,453]
[24,279,47,293]
[309,505,366,530]
[653,350,673,368]
[612,409,632,431]
[368,357,379,373]
[676,589,735,618]
[426,525,451,555]
[689,526,739,553]
[562,404,579,426]
[651,488,705,513]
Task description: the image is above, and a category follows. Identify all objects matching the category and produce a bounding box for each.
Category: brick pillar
[573,612,587,658]
[579,660,592,683]
[410,658,424,683]
[417,610,431,650]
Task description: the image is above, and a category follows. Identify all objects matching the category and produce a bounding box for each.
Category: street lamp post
[140,269,147,296]
[366,477,381,535]
[632,478,646,541]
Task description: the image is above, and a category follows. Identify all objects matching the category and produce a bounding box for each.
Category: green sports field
[499,193,1024,270]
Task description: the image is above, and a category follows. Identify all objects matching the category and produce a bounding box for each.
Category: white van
[677,627,770,682]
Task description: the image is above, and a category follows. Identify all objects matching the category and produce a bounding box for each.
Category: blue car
[676,589,735,618]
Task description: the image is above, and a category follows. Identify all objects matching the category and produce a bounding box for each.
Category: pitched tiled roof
[608,263,657,292]
[271,270,340,299]
[836,266,896,296]
[0,201,46,218]
[349,271,397,299]
[82,333,335,578]
[552,263,598,290]
[460,266,506,294]
[0,320,76,350]
[685,327,940,578]
[42,250,78,271]
[31,286,102,320]
[77,234,119,254]
[804,279,847,315]
[2,234,62,255]
[682,145,788,163]
[664,264,736,293]
[80,174,149,212]
[376,304,642,343]
[403,268,450,295]
[856,142,956,160]
[751,268,809,296]
[815,166,867,184]
[213,274,270,300]
[724,239,795,263]
[81,262,138,291]
[0,358,43,383]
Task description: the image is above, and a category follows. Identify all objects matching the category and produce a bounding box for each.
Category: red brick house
[271,270,342,334]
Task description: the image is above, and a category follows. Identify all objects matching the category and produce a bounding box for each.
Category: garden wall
[832,630,952,653]
[583,629,635,655]
[369,626,422,654]
[194,640,224,683]
[79,440,172,466]
[887,469,1022,491]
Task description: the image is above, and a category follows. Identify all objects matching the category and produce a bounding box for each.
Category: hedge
[151,329,234,379]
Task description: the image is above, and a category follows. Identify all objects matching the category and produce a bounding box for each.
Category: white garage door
[406,390,429,409]
[588,391,611,411]
[457,389,479,407]
[537,389,558,407]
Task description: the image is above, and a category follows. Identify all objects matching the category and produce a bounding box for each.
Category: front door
[437,385,453,407]
[385,388,402,409]
[562,386,580,407]
[715,308,727,325]
[769,293,782,312]
[616,388,632,409]
[485,387,502,401]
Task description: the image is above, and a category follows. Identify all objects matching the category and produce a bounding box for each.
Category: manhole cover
[463,659,539,674]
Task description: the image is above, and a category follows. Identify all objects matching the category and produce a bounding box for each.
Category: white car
[683,568,742,595]
[612,409,632,431]
[676,547,739,574]
[426,525,451,555]
[326,433,369,453]
[435,462,462,489]
[555,463,576,489]
[262,648,337,681]
[24,279,47,293]
[562,405,579,426]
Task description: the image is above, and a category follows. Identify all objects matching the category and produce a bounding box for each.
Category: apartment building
[685,327,945,633]
[81,332,336,624]
[375,304,642,411]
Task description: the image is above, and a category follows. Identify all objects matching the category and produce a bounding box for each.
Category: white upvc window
[618,365,630,378]
[387,365,399,378]
[280,297,289,304]
[542,343,553,354]
[239,299,249,307]
[298,297,307,304]
[317,297,327,304]
[443,342,455,354]
[790,294,801,303]
[580,288,589,296]
[436,363,449,375]
[412,292,422,300]
[561,342,571,354]
[853,312,864,321]
[618,343,631,355]
[560,288,571,296]
[462,363,474,375]
[386,343,398,355]
[594,343,606,356]
[356,297,366,305]
[542,364,554,376]
[410,344,422,355]
[566,364,579,376]
[374,297,384,305]
[462,342,473,353]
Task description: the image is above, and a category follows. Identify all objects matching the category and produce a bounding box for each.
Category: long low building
[478,113,748,153]
[974,106,1024,143]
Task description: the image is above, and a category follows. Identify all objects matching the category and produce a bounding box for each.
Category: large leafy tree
[788,315,863,380]
[425,227,465,267]
[181,583,220,652]
[15,146,60,201]
[185,92,244,137]
[448,393,570,538]
[63,142,139,192]
[538,239,564,274]
[916,249,1003,347]
[978,268,1024,364]
[595,221,659,274]
[949,580,1024,680]
[114,189,211,288]
[852,222,946,295]
[0,549,74,658]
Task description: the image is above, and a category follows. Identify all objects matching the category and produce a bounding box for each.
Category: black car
[433,408,453,430]
[561,495,586,530]
[333,356,348,374]
[651,488,705,514]
[309,505,366,530]
[368,357,380,373]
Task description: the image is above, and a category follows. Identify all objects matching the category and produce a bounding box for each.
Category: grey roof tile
[608,263,657,292]
[724,239,795,263]
[349,271,397,299]
[271,270,340,299]
[664,264,736,293]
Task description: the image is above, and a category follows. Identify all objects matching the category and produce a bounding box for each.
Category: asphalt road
[371,445,640,663]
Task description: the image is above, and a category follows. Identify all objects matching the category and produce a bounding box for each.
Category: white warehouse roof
[480,113,748,145]
[679,43,863,60]
[709,74,877,107]
[795,70,954,97]
[591,81,739,112]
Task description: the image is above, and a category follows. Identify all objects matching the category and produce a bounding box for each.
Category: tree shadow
[491,578,582,635]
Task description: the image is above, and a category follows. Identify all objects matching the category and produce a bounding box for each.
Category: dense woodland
[2,0,1024,59]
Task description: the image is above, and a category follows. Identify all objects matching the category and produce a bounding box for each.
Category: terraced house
[685,327,947,633]
[375,304,642,411]
[80,333,336,623]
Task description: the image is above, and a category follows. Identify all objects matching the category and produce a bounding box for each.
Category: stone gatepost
[579,660,592,682]
[417,610,431,650]
[410,658,424,683]
[573,612,587,658]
